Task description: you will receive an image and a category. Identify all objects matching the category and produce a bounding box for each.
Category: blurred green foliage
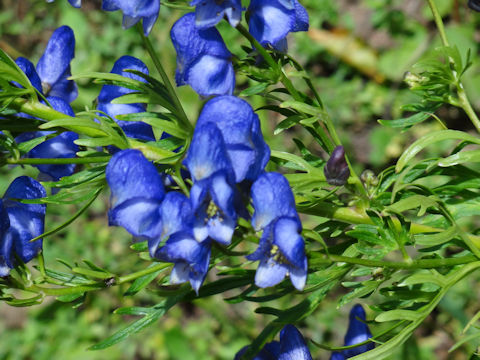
[1,0,480,359]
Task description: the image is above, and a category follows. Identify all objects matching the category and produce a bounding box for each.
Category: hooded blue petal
[97,56,155,141]
[250,172,298,230]
[234,341,281,360]
[248,0,308,50]
[36,26,77,102]
[102,0,160,35]
[191,0,242,28]
[171,13,235,97]
[184,122,234,182]
[278,325,313,360]
[1,177,46,273]
[147,192,193,257]
[106,149,165,237]
[196,96,270,183]
[15,57,42,93]
[155,233,211,293]
[342,304,374,358]
[190,172,237,244]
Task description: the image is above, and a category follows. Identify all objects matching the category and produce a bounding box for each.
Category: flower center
[205,200,223,223]
[41,81,51,96]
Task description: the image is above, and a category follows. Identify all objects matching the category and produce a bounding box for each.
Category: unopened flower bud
[469,0,480,11]
[324,146,350,186]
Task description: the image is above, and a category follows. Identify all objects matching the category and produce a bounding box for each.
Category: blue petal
[342,304,374,357]
[47,66,78,103]
[196,96,270,182]
[272,217,304,268]
[193,0,242,28]
[15,57,42,93]
[185,54,235,97]
[29,131,79,180]
[171,13,234,96]
[106,149,165,210]
[0,231,13,276]
[2,177,46,264]
[142,13,159,35]
[170,262,190,284]
[279,325,313,360]
[98,56,149,103]
[330,353,346,360]
[102,0,120,11]
[248,0,295,47]
[106,0,160,35]
[235,341,281,360]
[148,192,193,256]
[292,0,309,31]
[184,122,234,182]
[288,257,307,291]
[68,0,81,7]
[251,172,298,230]
[108,197,163,239]
[190,173,237,245]
[254,256,287,288]
[47,96,75,116]
[36,26,77,100]
[246,223,273,261]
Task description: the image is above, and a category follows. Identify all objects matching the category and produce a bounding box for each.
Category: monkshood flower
[148,191,194,257]
[190,0,242,29]
[248,172,307,290]
[15,97,79,181]
[102,0,160,35]
[155,233,211,293]
[248,0,309,51]
[469,0,480,11]
[195,96,270,183]
[171,13,235,97]
[46,0,81,8]
[324,146,350,186]
[16,25,77,103]
[0,177,46,276]
[330,304,374,359]
[106,149,165,239]
[184,123,237,244]
[97,56,155,141]
[235,325,312,360]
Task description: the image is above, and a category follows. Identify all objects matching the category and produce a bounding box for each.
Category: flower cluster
[105,95,308,293]
[0,177,46,276]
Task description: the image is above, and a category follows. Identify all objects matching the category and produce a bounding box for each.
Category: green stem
[137,26,192,133]
[310,254,477,270]
[426,0,450,47]
[26,262,171,296]
[426,0,480,133]
[7,157,111,165]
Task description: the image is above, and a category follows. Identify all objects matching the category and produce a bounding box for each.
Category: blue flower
[330,304,374,359]
[184,122,237,244]
[196,96,270,183]
[16,26,77,103]
[15,97,79,181]
[235,325,312,360]
[106,149,165,239]
[148,191,194,257]
[248,0,308,51]
[190,0,242,29]
[324,146,350,186]
[171,13,235,97]
[155,233,211,294]
[102,0,160,35]
[248,172,306,290]
[0,177,46,276]
[97,56,155,141]
[46,0,81,8]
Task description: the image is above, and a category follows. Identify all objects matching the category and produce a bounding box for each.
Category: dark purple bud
[324,146,350,186]
[469,0,480,11]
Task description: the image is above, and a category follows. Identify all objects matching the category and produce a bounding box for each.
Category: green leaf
[239,82,269,96]
[90,296,181,350]
[396,130,480,172]
[436,149,480,167]
[375,309,419,322]
[273,114,304,135]
[124,264,167,296]
[378,112,432,128]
